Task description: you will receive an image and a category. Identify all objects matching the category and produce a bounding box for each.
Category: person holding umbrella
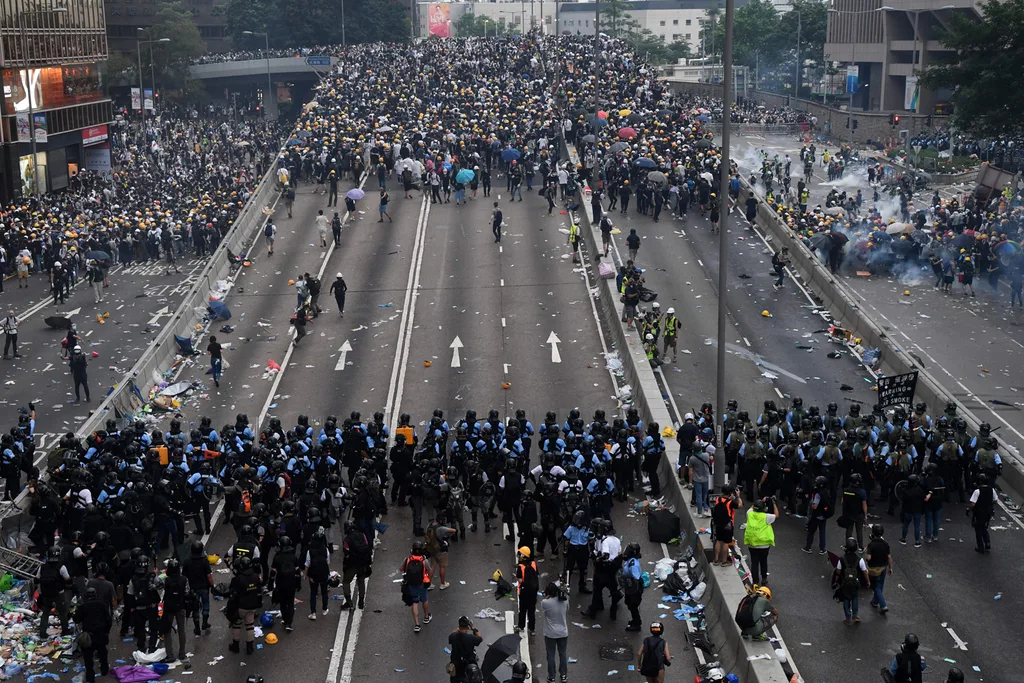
[447,615,482,682]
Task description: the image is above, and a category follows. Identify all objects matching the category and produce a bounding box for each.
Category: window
[672,33,680,40]
[673,19,679,25]
[686,19,691,25]
[685,33,691,39]
[659,20,665,26]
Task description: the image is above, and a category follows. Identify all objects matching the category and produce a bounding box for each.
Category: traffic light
[853,120,859,130]
[893,115,900,127]
[888,114,894,126]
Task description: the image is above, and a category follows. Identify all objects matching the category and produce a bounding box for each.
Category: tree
[224,0,276,48]
[711,0,781,67]
[226,0,408,48]
[454,14,486,37]
[778,0,827,97]
[920,0,1024,136]
[599,0,633,38]
[140,1,206,90]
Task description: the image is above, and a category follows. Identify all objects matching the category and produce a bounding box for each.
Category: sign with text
[428,3,451,37]
[84,145,112,174]
[82,124,108,146]
[32,113,47,143]
[305,56,331,66]
[15,112,30,142]
[904,75,919,112]
[877,371,919,408]
[143,88,154,111]
[131,87,141,110]
[845,65,859,94]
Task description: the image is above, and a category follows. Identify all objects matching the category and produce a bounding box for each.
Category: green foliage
[139,1,206,89]
[920,0,1024,136]
[454,13,490,37]
[599,0,633,38]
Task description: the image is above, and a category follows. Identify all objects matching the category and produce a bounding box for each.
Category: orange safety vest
[516,560,538,595]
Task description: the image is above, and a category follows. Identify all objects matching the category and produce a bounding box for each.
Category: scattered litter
[994,592,1002,600]
[378,303,394,308]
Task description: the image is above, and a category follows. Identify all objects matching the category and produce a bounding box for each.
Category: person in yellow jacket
[568,222,581,263]
[743,497,778,587]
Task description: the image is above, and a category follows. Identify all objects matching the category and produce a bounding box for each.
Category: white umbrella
[885,222,915,235]
[823,206,844,216]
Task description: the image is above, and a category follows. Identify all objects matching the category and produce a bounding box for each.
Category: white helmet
[336,273,343,278]
[652,302,661,309]
[667,307,675,314]
[684,412,695,420]
[645,334,654,341]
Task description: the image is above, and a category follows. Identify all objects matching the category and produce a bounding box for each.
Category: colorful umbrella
[618,127,637,139]
[994,240,1021,257]
[455,168,475,184]
[346,188,365,200]
[501,148,520,162]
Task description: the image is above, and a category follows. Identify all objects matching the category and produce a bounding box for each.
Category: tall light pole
[136,34,170,124]
[713,0,735,490]
[793,8,801,99]
[243,30,273,120]
[341,0,347,46]
[19,4,68,196]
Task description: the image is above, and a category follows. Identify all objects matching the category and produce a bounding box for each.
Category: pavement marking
[41,363,52,372]
[743,337,751,347]
[501,317,507,328]
[500,278,505,287]
[503,363,511,374]
[450,335,464,368]
[1014,340,1024,349]
[775,387,785,399]
[85,330,93,337]
[697,258,704,267]
[546,331,562,363]
[946,627,969,651]
[334,340,353,371]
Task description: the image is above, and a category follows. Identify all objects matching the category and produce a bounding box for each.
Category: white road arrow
[65,307,81,316]
[334,340,353,371]
[148,306,172,325]
[547,331,562,363]
[450,336,464,368]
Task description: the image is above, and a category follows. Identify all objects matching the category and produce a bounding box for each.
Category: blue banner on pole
[845,65,859,94]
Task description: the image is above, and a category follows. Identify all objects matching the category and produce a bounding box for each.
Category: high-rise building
[104,0,227,55]
[0,0,113,201]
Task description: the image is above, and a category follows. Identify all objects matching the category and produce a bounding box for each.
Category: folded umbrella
[346,188,365,200]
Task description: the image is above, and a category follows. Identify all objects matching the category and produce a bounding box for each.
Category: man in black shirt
[184,541,213,634]
[448,615,483,682]
[75,587,113,683]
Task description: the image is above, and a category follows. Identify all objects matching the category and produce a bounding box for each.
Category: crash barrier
[705,123,801,137]
[1,145,285,535]
[748,183,1024,498]
[564,140,795,683]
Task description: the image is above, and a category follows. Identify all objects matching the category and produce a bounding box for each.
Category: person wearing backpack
[711,485,742,566]
[425,519,456,590]
[617,542,645,631]
[401,540,432,632]
[264,221,276,256]
[832,537,869,625]
[802,476,832,555]
[865,524,893,615]
[515,546,539,633]
[735,585,777,641]
[636,621,671,683]
[341,521,373,610]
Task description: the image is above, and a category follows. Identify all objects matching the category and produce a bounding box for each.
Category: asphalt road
[735,133,1024,458]
[0,255,210,492]
[591,133,1024,683]
[74,176,701,683]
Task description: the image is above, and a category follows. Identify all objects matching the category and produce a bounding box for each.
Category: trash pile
[0,575,80,681]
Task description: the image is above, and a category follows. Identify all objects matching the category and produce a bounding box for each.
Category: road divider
[564,139,796,683]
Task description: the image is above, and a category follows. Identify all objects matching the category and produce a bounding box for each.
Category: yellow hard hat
[518,546,531,558]
[492,569,504,582]
[755,585,772,600]
[265,633,278,645]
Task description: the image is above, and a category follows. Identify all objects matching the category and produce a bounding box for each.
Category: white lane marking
[503,363,511,374]
[775,387,785,399]
[501,317,507,328]
[500,278,505,287]
[546,331,562,363]
[334,340,353,371]
[147,306,172,325]
[450,335,464,368]
[697,259,704,267]
[42,363,52,372]
[946,627,969,651]
[743,337,751,347]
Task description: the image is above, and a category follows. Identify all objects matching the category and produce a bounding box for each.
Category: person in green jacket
[743,497,778,587]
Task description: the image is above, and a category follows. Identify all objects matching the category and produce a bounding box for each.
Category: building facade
[105,0,227,54]
[415,0,742,58]
[825,0,968,114]
[0,0,113,201]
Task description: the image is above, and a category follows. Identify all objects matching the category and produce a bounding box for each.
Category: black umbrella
[695,139,714,149]
[581,134,596,143]
[657,108,674,119]
[830,231,850,246]
[480,634,521,679]
[609,141,629,153]
[952,233,974,251]
[44,315,72,330]
[625,112,644,124]
[86,250,111,261]
[809,233,833,251]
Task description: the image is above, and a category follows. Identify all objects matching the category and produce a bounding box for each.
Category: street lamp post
[136,35,170,123]
[243,30,273,120]
[828,6,886,145]
[794,9,801,99]
[713,0,735,490]
[18,5,68,196]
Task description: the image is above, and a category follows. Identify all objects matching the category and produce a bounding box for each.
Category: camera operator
[582,519,621,619]
[447,615,482,682]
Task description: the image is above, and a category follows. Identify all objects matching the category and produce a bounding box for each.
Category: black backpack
[404,556,425,585]
[839,556,860,598]
[735,594,757,629]
[347,532,372,566]
[264,223,274,238]
[818,491,834,519]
